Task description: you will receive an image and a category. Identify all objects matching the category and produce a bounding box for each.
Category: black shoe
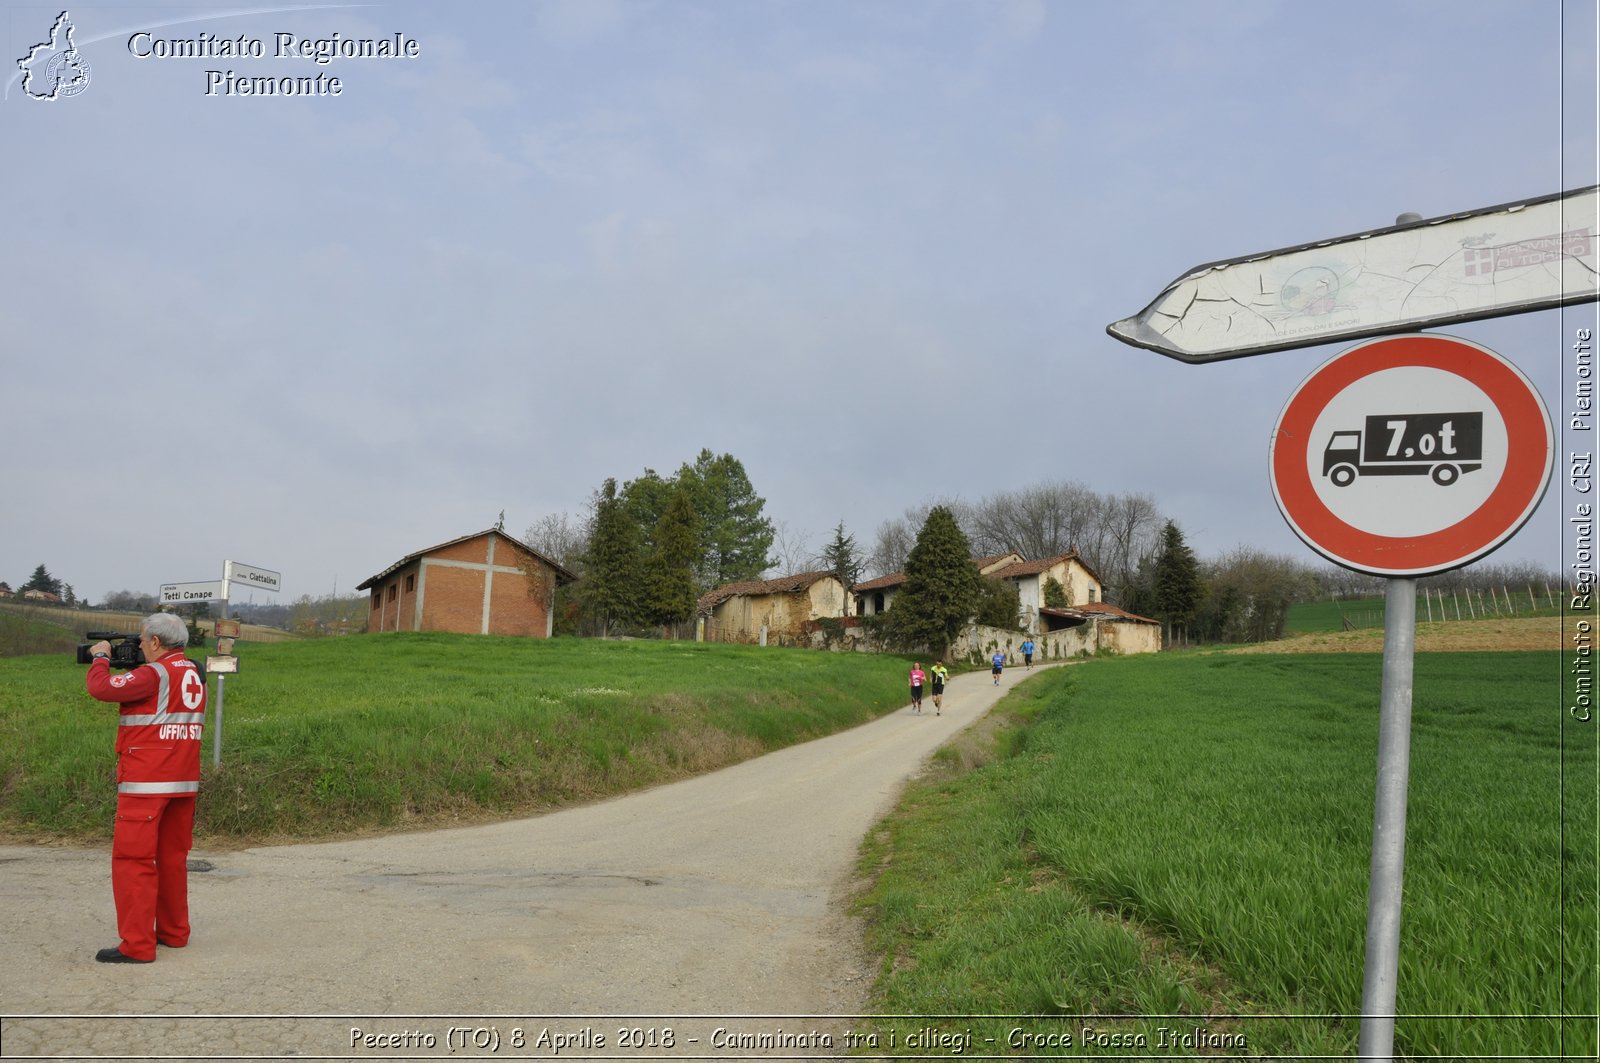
[95,947,152,964]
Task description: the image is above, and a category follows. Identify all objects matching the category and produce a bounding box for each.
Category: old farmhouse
[358,528,576,637]
[697,570,849,644]
[989,549,1105,633]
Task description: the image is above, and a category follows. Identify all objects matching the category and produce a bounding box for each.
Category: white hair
[141,612,189,648]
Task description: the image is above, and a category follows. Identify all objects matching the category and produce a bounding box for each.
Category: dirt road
[0,665,1049,1059]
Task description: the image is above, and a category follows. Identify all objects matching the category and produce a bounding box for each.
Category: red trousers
[111,794,196,961]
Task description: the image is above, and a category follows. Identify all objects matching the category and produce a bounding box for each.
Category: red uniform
[86,650,206,961]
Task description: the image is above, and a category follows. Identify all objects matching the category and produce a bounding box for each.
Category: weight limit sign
[1270,333,1553,577]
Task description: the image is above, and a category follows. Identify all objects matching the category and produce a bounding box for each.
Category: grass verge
[855,652,1596,1058]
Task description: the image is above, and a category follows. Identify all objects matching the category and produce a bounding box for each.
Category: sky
[3,0,1596,605]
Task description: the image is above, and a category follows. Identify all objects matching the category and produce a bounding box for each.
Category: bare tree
[869,516,917,578]
[968,481,1104,561]
[524,511,589,571]
[767,519,814,577]
[1096,491,1163,603]
[868,497,972,577]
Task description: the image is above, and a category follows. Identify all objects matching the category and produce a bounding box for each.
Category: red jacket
[86,650,206,796]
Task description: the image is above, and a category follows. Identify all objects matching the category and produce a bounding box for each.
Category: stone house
[357,528,576,637]
[697,570,849,644]
[1037,601,1163,654]
[989,550,1106,633]
[956,600,1162,661]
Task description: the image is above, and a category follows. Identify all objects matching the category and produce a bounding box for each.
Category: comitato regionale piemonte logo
[17,10,91,100]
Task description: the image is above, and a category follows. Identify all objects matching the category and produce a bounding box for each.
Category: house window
[873,591,886,613]
[371,594,380,612]
[1089,585,1099,602]
[388,585,398,602]
[405,574,415,593]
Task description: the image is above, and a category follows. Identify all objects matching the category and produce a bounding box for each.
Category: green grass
[856,652,1596,1058]
[0,632,916,842]
[1289,589,1563,633]
[0,611,84,657]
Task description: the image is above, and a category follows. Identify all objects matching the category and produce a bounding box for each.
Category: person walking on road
[991,650,1005,686]
[929,660,949,715]
[1021,638,1035,669]
[908,662,926,714]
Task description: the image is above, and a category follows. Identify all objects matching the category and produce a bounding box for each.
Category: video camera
[76,631,144,668]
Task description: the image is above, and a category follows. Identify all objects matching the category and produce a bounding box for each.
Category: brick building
[357,528,576,637]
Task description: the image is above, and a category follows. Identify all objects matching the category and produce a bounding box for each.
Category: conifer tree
[683,450,775,587]
[886,506,981,652]
[1153,520,1204,646]
[21,564,60,596]
[579,479,644,636]
[821,521,862,591]
[642,485,702,630]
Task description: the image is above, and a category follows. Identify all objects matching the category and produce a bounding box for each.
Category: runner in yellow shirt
[929,660,950,715]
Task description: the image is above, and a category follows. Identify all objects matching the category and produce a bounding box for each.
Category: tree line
[16,466,1568,646]
[525,449,779,637]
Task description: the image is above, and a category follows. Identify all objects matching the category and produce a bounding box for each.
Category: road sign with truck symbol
[1271,334,1551,576]
[1323,412,1484,488]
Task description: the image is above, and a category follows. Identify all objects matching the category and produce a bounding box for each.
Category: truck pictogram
[1322,412,1483,487]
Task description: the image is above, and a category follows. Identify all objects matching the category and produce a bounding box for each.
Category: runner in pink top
[909,663,926,714]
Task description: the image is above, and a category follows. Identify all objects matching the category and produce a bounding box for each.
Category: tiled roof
[991,550,1106,585]
[851,571,906,593]
[697,570,840,611]
[1039,602,1159,625]
[852,555,1021,595]
[357,528,578,590]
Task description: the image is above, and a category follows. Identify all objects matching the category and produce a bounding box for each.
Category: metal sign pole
[213,580,229,768]
[1357,577,1417,1061]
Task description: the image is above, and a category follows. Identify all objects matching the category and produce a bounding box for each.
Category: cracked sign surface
[1108,186,1599,363]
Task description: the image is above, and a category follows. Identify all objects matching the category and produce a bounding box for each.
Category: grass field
[856,652,1597,1058]
[1288,587,1562,633]
[0,602,293,659]
[0,633,916,843]
[7,624,1593,1056]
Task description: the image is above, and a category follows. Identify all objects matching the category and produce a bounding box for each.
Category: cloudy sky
[4,0,1596,605]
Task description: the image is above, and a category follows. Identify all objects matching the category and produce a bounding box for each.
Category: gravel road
[0,665,1050,1060]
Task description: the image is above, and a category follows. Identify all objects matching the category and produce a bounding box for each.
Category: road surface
[0,664,1054,1059]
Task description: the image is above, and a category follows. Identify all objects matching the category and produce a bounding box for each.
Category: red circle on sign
[1270,334,1552,576]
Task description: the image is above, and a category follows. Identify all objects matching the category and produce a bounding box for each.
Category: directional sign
[1109,186,1599,363]
[225,560,281,594]
[160,580,225,604]
[1270,334,1553,576]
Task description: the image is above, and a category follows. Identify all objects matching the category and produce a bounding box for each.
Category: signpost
[1269,334,1553,1058]
[161,560,282,766]
[1107,191,1587,1061]
[1108,185,1598,363]
[159,580,224,605]
[224,560,282,594]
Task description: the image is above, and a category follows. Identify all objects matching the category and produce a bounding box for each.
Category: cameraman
[84,612,207,964]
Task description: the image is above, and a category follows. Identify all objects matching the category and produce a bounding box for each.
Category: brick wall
[367,533,553,637]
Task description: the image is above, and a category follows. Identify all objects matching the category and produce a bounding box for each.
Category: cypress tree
[1153,520,1204,646]
[579,479,644,636]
